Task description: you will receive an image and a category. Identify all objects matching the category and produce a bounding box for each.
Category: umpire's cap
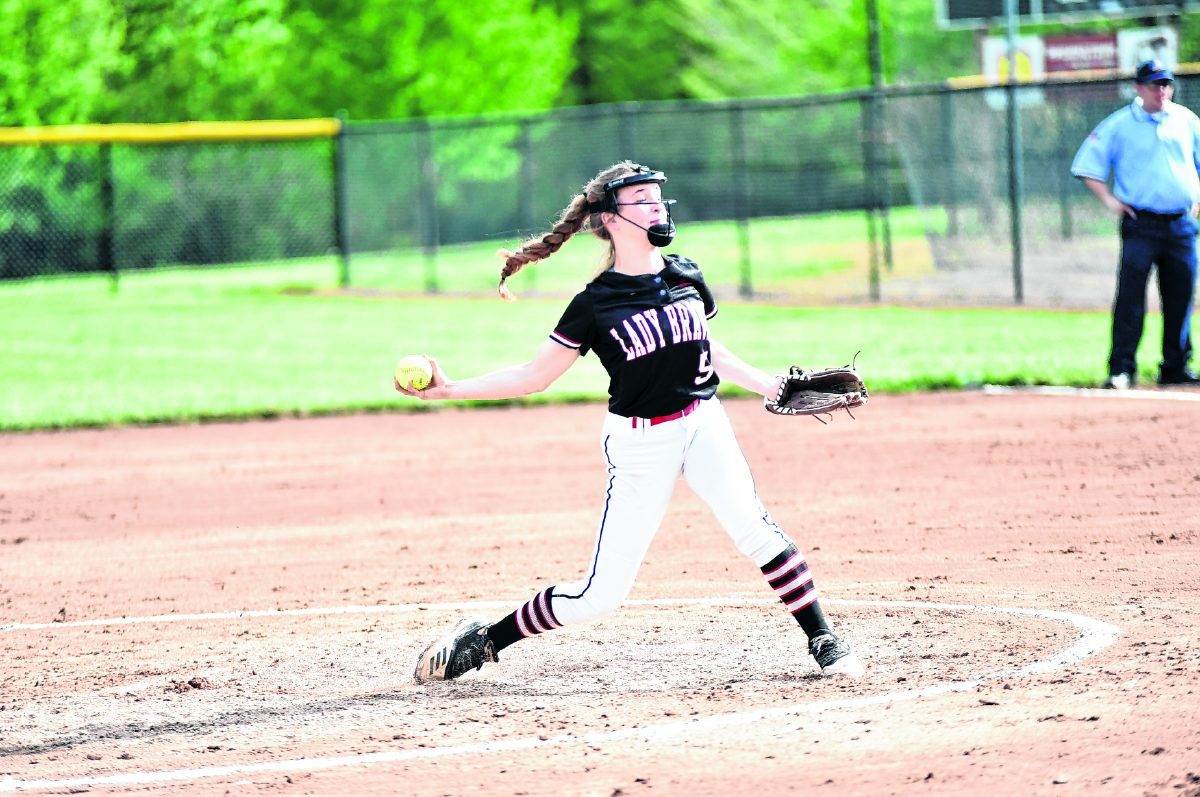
[1136,59,1174,83]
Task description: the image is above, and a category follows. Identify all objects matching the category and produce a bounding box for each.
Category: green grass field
[0,211,1154,431]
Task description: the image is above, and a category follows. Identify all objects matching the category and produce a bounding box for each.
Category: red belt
[631,399,700,429]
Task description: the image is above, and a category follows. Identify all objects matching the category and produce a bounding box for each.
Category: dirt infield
[2,392,1198,796]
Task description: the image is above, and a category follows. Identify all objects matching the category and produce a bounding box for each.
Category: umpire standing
[1072,59,1200,389]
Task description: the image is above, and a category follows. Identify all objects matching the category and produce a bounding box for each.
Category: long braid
[496,160,643,300]
[497,194,591,300]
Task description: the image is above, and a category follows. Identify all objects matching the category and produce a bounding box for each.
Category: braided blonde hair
[497,160,644,300]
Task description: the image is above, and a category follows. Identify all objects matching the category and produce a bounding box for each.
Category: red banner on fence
[1044,34,1118,73]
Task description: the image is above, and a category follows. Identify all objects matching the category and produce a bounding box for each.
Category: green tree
[555,0,701,105]
[272,0,579,120]
[0,0,126,126]
[675,0,977,100]
[104,0,291,122]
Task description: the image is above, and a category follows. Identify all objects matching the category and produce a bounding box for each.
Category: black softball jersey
[549,254,720,418]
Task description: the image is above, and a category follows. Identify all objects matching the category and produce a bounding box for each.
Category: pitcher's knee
[591,593,628,619]
[726,515,793,565]
[552,583,631,625]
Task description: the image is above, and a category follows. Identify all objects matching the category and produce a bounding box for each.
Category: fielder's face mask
[589,166,677,247]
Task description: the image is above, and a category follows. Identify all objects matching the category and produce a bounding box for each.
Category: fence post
[877,95,894,275]
[98,142,118,293]
[1004,0,1025,305]
[866,0,893,275]
[1005,84,1025,304]
[619,103,640,161]
[332,111,351,288]
[941,91,959,237]
[417,121,440,294]
[731,105,753,298]
[519,119,537,294]
[1055,92,1073,240]
[861,96,881,302]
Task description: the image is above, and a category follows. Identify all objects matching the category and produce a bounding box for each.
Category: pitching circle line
[0,597,1121,793]
[983,383,1200,401]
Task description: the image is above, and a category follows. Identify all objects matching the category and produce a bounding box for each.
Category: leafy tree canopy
[0,0,126,126]
[1,0,1198,126]
[272,0,579,120]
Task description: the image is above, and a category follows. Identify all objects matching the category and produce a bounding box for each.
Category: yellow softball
[394,354,433,391]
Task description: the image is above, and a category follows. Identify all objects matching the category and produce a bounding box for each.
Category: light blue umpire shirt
[1071,97,1200,214]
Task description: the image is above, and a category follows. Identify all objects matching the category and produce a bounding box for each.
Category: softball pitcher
[396,161,865,682]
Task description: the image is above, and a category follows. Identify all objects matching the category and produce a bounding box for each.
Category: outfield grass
[0,249,1146,431]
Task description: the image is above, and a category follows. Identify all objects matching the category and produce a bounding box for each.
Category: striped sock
[486,587,562,653]
[760,545,831,639]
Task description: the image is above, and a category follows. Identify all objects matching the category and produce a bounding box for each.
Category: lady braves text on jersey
[549,254,719,418]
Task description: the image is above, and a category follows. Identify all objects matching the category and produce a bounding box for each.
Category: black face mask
[614,202,677,248]
[648,221,676,248]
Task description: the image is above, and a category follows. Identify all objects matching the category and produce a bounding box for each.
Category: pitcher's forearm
[710,339,778,399]
[433,364,552,401]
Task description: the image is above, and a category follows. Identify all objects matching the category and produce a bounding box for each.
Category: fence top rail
[943,61,1200,92]
[0,118,342,147]
[343,91,897,136]
[338,72,1174,137]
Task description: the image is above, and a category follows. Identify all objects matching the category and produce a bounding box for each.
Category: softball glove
[765,365,868,419]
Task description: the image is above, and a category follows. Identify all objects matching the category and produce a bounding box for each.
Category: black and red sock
[486,587,561,653]
[760,545,831,639]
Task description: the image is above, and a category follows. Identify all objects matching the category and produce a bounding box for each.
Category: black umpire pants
[1109,212,1198,378]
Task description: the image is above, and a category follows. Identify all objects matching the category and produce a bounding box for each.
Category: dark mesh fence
[338,98,895,299]
[1,77,1186,307]
[886,74,1200,308]
[0,138,336,279]
[0,146,105,279]
[111,140,337,269]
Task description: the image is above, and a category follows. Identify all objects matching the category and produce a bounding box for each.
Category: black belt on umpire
[1132,208,1186,221]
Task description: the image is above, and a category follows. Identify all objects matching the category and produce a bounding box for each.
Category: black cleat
[1158,367,1200,385]
[809,632,866,676]
[413,618,498,683]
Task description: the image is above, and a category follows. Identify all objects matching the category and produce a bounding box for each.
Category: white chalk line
[0,598,1121,792]
[0,600,531,633]
[983,383,1200,401]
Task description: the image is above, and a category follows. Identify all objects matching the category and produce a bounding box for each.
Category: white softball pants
[550,396,793,626]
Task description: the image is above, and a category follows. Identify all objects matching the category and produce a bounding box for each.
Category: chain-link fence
[887,76,1198,308]
[1,76,1190,307]
[0,132,338,281]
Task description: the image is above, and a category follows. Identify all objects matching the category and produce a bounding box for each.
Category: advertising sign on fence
[982,34,1046,109]
[1044,33,1117,72]
[979,26,1178,107]
[939,0,1193,29]
[1044,33,1119,101]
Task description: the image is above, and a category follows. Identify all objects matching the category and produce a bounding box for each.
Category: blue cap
[1136,59,1174,83]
